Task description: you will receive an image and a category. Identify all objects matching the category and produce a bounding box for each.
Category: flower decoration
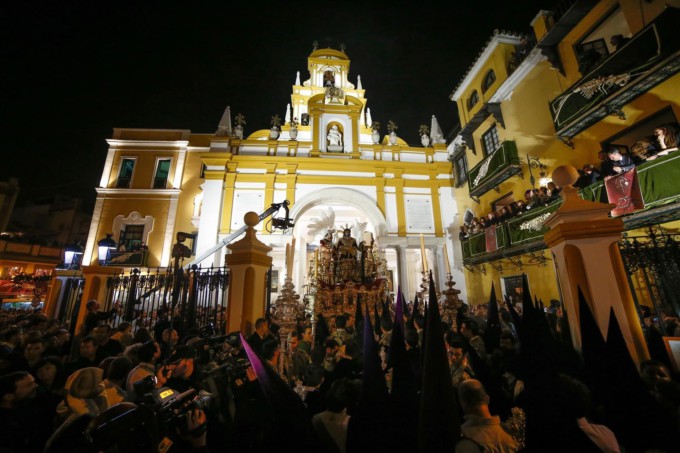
[387,120,398,134]
[235,113,246,127]
[371,121,381,132]
[271,114,282,129]
[290,117,299,129]
[419,124,430,137]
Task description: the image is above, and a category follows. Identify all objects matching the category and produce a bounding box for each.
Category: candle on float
[285,243,291,276]
[288,238,295,278]
[420,234,428,272]
[314,248,319,277]
[443,244,451,274]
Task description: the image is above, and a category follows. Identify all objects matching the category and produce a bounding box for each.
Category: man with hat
[158,344,201,393]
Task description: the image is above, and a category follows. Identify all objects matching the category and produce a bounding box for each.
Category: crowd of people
[1,280,679,452]
[460,182,562,239]
[461,123,680,240]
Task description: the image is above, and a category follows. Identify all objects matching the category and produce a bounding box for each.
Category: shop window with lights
[116,158,135,188]
[482,70,496,93]
[468,90,479,110]
[153,159,171,189]
[481,125,500,158]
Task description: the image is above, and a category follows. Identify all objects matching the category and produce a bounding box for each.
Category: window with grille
[116,158,135,188]
[482,70,496,93]
[468,90,479,110]
[120,225,144,251]
[454,154,468,188]
[482,125,500,157]
[576,38,608,73]
[153,159,171,189]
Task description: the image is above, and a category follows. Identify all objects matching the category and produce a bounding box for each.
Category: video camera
[200,332,251,387]
[87,377,215,451]
[270,200,294,231]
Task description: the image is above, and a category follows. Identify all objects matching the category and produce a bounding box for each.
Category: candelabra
[270,276,304,342]
[440,273,462,330]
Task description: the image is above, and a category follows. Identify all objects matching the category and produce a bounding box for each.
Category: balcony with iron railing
[467,140,522,201]
[461,150,680,265]
[549,7,680,143]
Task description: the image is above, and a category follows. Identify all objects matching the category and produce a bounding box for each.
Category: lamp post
[527,155,549,188]
[63,241,84,269]
[97,234,117,265]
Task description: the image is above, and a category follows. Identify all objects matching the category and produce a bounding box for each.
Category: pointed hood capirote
[418,271,459,452]
[346,301,392,453]
[388,287,419,452]
[483,283,501,353]
[239,333,309,446]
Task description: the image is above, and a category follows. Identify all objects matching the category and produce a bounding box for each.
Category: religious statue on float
[334,228,359,282]
[318,230,335,285]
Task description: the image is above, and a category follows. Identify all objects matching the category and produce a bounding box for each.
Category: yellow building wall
[463,253,561,306]
[453,0,680,307]
[96,196,171,267]
[173,149,205,238]
[458,41,518,125]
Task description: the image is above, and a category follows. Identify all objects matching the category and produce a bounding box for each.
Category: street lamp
[64,241,84,269]
[527,155,549,188]
[97,234,117,265]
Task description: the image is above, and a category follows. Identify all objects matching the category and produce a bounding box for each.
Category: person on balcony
[602,147,635,180]
[574,164,601,189]
[610,34,630,50]
[654,124,679,153]
[630,137,659,163]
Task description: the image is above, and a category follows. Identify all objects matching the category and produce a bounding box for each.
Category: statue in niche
[327,125,342,147]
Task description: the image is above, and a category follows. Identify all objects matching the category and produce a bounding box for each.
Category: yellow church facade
[82,48,461,305]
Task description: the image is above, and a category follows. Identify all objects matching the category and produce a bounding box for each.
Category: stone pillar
[396,245,410,300]
[226,212,273,335]
[44,270,83,319]
[544,166,648,367]
[74,265,123,335]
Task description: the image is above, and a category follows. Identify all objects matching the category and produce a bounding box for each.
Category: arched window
[482,70,496,93]
[468,90,479,110]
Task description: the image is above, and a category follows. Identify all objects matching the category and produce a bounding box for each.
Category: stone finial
[244,212,260,239]
[295,71,301,86]
[285,103,291,124]
[366,107,373,128]
[357,75,363,90]
[552,165,579,188]
[216,105,232,136]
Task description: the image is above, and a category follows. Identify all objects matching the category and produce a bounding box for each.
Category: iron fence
[105,266,230,335]
[57,277,85,336]
[619,226,680,335]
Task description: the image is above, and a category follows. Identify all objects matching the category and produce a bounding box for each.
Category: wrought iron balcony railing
[467,140,522,200]
[549,7,680,143]
[461,150,680,264]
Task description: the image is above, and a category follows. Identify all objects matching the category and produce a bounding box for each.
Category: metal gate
[57,277,86,336]
[105,266,230,334]
[619,225,680,335]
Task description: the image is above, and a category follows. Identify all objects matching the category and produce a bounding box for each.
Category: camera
[151,386,214,435]
[86,379,215,452]
[200,332,251,386]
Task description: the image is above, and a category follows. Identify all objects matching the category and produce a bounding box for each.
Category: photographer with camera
[126,340,161,403]
[157,345,202,394]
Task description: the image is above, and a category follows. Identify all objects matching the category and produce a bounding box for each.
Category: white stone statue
[327,125,342,147]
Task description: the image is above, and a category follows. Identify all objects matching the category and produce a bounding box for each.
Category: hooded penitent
[417,271,459,452]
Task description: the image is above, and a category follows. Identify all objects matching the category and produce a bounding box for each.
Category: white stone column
[195,180,225,268]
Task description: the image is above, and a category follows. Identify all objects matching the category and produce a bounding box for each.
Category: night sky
[2,1,548,211]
